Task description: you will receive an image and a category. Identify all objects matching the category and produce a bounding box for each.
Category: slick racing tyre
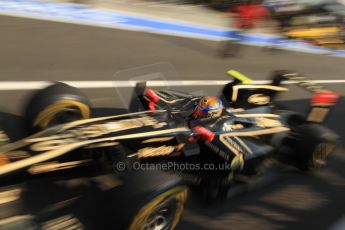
[105,171,188,230]
[23,82,91,132]
[128,186,187,230]
[293,123,339,171]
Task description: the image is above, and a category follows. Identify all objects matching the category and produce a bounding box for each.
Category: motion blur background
[0,0,345,229]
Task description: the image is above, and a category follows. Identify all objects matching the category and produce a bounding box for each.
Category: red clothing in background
[231,4,270,29]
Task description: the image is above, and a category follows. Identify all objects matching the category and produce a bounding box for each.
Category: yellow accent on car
[284,27,341,39]
[227,70,252,84]
[230,155,244,171]
[33,100,90,129]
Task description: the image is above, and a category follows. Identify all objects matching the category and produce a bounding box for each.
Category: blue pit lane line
[0,0,345,57]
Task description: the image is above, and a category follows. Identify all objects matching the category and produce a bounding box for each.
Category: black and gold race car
[0,70,341,229]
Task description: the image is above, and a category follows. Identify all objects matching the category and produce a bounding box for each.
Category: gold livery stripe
[27,160,91,174]
[233,136,253,154]
[0,111,167,154]
[234,114,279,118]
[220,127,290,138]
[0,216,32,226]
[0,188,21,205]
[231,85,288,102]
[142,137,175,143]
[219,127,289,156]
[59,110,167,131]
[0,127,189,175]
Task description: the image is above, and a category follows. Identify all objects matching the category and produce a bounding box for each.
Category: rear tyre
[23,82,91,132]
[291,123,339,171]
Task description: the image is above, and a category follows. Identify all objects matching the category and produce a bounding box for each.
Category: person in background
[218,0,270,57]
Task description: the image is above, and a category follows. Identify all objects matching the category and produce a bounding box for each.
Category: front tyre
[23,82,91,132]
[107,171,188,230]
[129,186,188,230]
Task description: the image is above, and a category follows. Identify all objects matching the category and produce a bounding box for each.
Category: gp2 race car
[0,69,341,229]
[263,0,345,49]
[281,13,345,49]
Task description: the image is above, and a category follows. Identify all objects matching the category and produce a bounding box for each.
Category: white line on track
[0,80,344,90]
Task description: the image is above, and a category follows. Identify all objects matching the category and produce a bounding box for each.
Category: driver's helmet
[192,96,224,119]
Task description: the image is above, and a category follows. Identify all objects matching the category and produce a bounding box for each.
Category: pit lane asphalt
[0,14,344,230]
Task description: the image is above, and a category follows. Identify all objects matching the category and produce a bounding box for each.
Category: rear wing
[222,69,340,123]
[272,71,340,123]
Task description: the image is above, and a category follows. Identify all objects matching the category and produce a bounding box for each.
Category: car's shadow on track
[180,149,345,230]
